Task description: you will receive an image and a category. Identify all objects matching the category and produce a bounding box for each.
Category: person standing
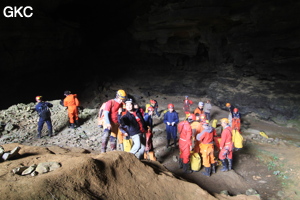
[63,90,80,128]
[183,96,193,117]
[144,106,154,131]
[226,103,234,126]
[102,89,127,153]
[203,100,212,121]
[120,99,146,160]
[178,114,194,173]
[163,103,179,148]
[150,99,160,117]
[232,108,241,132]
[196,120,217,176]
[35,96,53,138]
[219,118,233,172]
[194,101,204,116]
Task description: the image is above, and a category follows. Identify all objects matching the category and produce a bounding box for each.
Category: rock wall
[0,0,299,126]
[128,0,300,125]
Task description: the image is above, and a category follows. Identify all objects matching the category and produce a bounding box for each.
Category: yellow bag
[212,119,218,128]
[145,104,151,113]
[232,129,243,149]
[190,151,201,172]
[123,138,133,152]
[259,131,269,138]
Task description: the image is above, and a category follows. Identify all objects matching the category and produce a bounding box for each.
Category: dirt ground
[1,90,299,199]
[149,98,300,200]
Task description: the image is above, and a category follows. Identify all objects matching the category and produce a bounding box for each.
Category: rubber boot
[211,163,216,174]
[178,158,183,169]
[183,163,192,174]
[174,140,177,148]
[202,167,211,177]
[220,159,228,172]
[48,130,52,137]
[75,120,80,128]
[166,139,170,148]
[70,123,75,129]
[228,158,233,170]
[37,131,41,139]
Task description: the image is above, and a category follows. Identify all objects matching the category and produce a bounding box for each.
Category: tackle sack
[190,151,201,172]
[232,129,243,150]
[212,119,218,128]
[123,138,133,152]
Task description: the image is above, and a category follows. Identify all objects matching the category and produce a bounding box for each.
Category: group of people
[164,96,242,177]
[97,89,157,160]
[35,90,80,138]
[35,89,242,177]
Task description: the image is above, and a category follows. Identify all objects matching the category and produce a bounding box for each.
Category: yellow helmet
[226,103,231,107]
[220,118,229,124]
[116,89,126,100]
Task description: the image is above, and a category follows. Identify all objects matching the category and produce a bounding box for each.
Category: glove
[167,122,170,125]
[171,122,175,126]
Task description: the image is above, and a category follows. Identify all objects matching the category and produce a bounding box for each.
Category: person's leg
[37,118,44,138]
[130,134,141,156]
[101,128,110,153]
[45,119,53,136]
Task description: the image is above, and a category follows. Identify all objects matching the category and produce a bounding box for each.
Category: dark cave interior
[0,0,300,125]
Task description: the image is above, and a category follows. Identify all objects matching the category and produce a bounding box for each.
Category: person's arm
[104,111,110,125]
[46,102,53,108]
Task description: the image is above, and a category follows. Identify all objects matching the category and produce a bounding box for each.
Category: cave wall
[128,0,300,125]
[0,0,299,127]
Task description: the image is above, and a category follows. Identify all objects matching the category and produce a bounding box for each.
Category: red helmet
[234,108,239,113]
[168,104,174,109]
[188,113,196,121]
[148,106,154,111]
[150,99,156,104]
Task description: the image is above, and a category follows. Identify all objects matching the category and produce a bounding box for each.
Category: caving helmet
[226,103,231,107]
[168,103,174,109]
[64,90,71,95]
[35,96,42,101]
[116,89,126,100]
[187,113,196,123]
[233,108,239,113]
[220,118,229,124]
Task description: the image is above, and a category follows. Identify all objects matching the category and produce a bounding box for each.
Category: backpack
[39,103,51,119]
[232,129,243,150]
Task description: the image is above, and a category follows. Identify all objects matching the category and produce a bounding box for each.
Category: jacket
[120,111,146,136]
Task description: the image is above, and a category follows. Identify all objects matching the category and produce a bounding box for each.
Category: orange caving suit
[196,126,217,168]
[194,107,204,115]
[219,125,233,160]
[64,94,80,124]
[232,118,241,131]
[178,121,192,164]
[190,121,203,153]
